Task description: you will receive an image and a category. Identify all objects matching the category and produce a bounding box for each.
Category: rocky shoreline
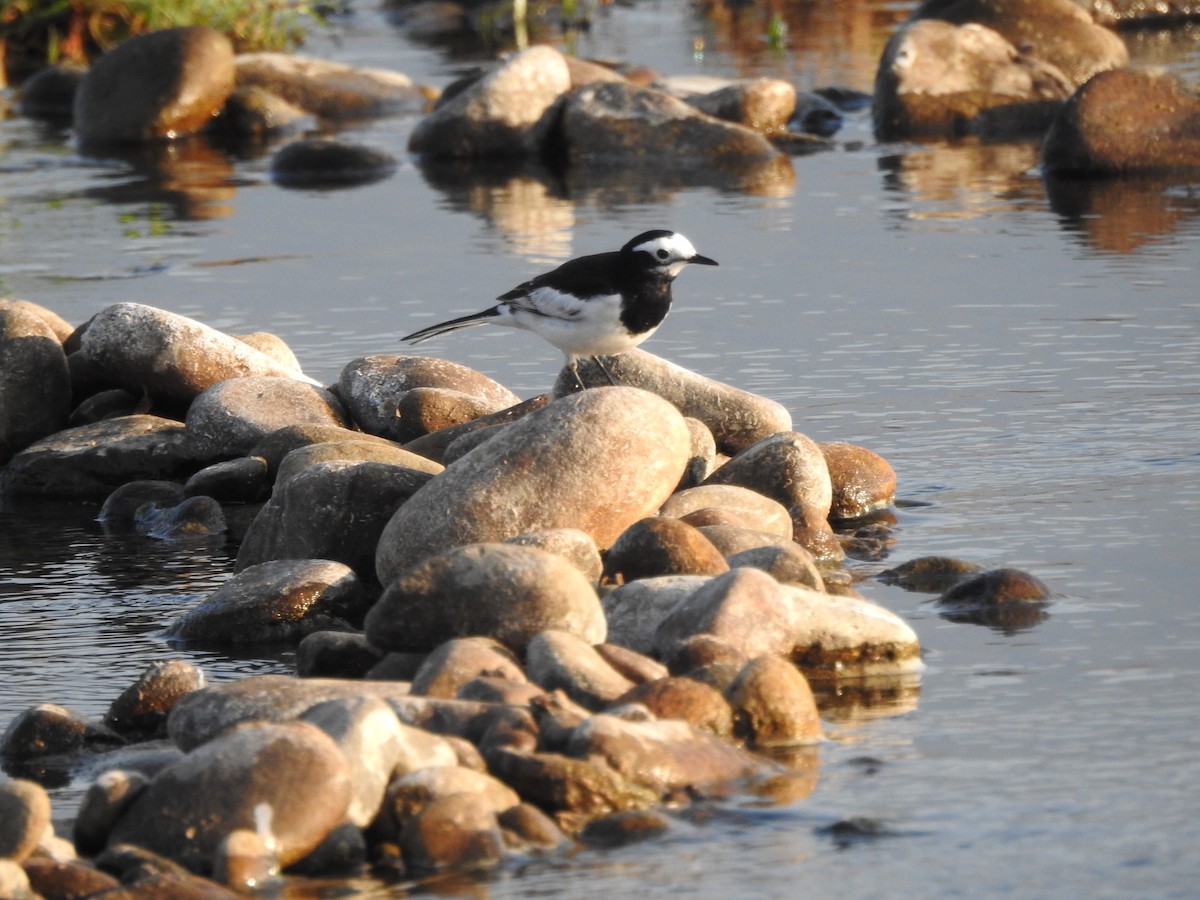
[0,294,1059,897]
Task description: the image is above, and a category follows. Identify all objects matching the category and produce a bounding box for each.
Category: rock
[235,52,425,118]
[97,480,187,531]
[22,858,121,899]
[655,568,799,664]
[185,376,350,460]
[725,656,823,746]
[0,303,71,464]
[565,714,765,794]
[393,387,515,443]
[250,423,402,478]
[661,484,793,539]
[0,298,73,342]
[782,583,923,678]
[211,828,279,892]
[497,803,569,850]
[686,78,797,133]
[504,528,603,584]
[165,674,489,752]
[106,720,352,871]
[458,678,545,707]
[580,809,671,847]
[270,137,397,188]
[0,778,51,862]
[666,635,749,676]
[613,677,733,737]
[337,355,519,441]
[184,456,272,503]
[601,575,711,656]
[167,559,369,645]
[400,794,506,873]
[74,27,235,146]
[0,861,31,898]
[485,747,659,822]
[105,660,205,739]
[73,769,151,856]
[0,703,123,761]
[1042,68,1200,175]
[601,517,729,585]
[678,417,719,490]
[554,350,792,454]
[77,303,319,405]
[211,84,313,140]
[524,631,635,711]
[820,441,897,520]
[234,460,434,582]
[375,388,691,583]
[382,766,519,837]
[295,631,387,678]
[704,431,840,560]
[876,555,984,592]
[299,696,411,828]
[726,543,825,591]
[139,495,227,540]
[407,395,551,464]
[67,387,143,426]
[366,543,605,655]
[593,644,669,685]
[410,637,526,699]
[17,64,85,120]
[560,81,782,165]
[908,0,1128,87]
[232,332,302,373]
[936,567,1053,606]
[792,90,845,136]
[409,45,571,158]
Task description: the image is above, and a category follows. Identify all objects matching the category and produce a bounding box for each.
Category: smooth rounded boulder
[186,376,351,459]
[0,303,71,464]
[74,27,236,146]
[555,350,792,454]
[105,720,352,872]
[1042,69,1200,176]
[78,303,320,405]
[366,543,605,654]
[375,387,691,584]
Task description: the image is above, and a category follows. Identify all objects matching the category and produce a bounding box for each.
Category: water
[2,2,1200,895]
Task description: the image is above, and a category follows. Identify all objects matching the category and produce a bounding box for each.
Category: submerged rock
[271,138,398,188]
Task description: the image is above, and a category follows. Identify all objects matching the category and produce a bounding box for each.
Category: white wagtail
[402,230,718,387]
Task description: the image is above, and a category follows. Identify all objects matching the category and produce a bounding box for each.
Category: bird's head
[623,230,718,280]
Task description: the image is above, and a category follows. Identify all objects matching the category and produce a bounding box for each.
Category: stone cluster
[0,298,936,894]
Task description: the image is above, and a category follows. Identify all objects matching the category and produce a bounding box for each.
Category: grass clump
[1,0,317,85]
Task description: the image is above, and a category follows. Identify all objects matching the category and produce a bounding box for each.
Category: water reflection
[1045,174,1200,254]
[79,136,239,220]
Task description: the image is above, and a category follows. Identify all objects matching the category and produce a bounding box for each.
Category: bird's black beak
[690,254,719,266]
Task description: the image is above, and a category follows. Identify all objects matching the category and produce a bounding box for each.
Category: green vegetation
[0,0,317,85]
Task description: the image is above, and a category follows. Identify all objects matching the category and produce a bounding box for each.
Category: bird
[402,230,718,388]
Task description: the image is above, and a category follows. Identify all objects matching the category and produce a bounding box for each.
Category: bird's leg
[569,358,586,392]
[592,355,618,386]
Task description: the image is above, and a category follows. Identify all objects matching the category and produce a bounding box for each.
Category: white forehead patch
[632,232,698,263]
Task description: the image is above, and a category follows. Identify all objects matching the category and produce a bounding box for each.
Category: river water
[2,2,1199,896]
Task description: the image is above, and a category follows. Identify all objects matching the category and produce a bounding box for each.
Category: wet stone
[105,660,206,739]
[877,555,985,593]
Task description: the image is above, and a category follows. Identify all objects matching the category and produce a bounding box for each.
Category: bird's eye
[656,249,669,260]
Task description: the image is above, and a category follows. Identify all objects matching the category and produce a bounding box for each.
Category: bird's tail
[402,306,502,344]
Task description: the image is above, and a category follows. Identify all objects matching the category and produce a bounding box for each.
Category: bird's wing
[498,252,621,318]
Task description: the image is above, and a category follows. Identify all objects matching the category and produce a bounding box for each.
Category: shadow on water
[1044,173,1200,254]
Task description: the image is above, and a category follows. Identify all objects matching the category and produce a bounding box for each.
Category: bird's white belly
[499,292,652,360]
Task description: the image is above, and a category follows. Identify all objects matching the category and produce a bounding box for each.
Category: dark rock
[0,703,124,762]
[485,747,659,822]
[105,660,205,739]
[685,78,797,133]
[270,138,397,188]
[74,27,236,146]
[0,303,71,464]
[400,793,506,873]
[936,567,1053,606]
[98,480,188,531]
[877,555,985,592]
[67,387,143,426]
[209,84,311,141]
[22,858,121,898]
[1042,68,1200,176]
[74,770,151,856]
[295,631,387,678]
[601,516,729,585]
[106,721,352,871]
[17,64,85,120]
[497,803,569,850]
[168,559,368,645]
[184,456,272,503]
[140,495,227,540]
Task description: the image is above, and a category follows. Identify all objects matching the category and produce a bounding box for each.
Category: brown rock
[820,441,897,520]
[614,677,733,737]
[686,78,797,133]
[0,779,51,862]
[74,27,235,145]
[661,483,793,539]
[0,304,70,464]
[400,793,506,873]
[410,637,526,699]
[105,660,205,738]
[524,631,634,711]
[725,656,823,746]
[601,517,729,584]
